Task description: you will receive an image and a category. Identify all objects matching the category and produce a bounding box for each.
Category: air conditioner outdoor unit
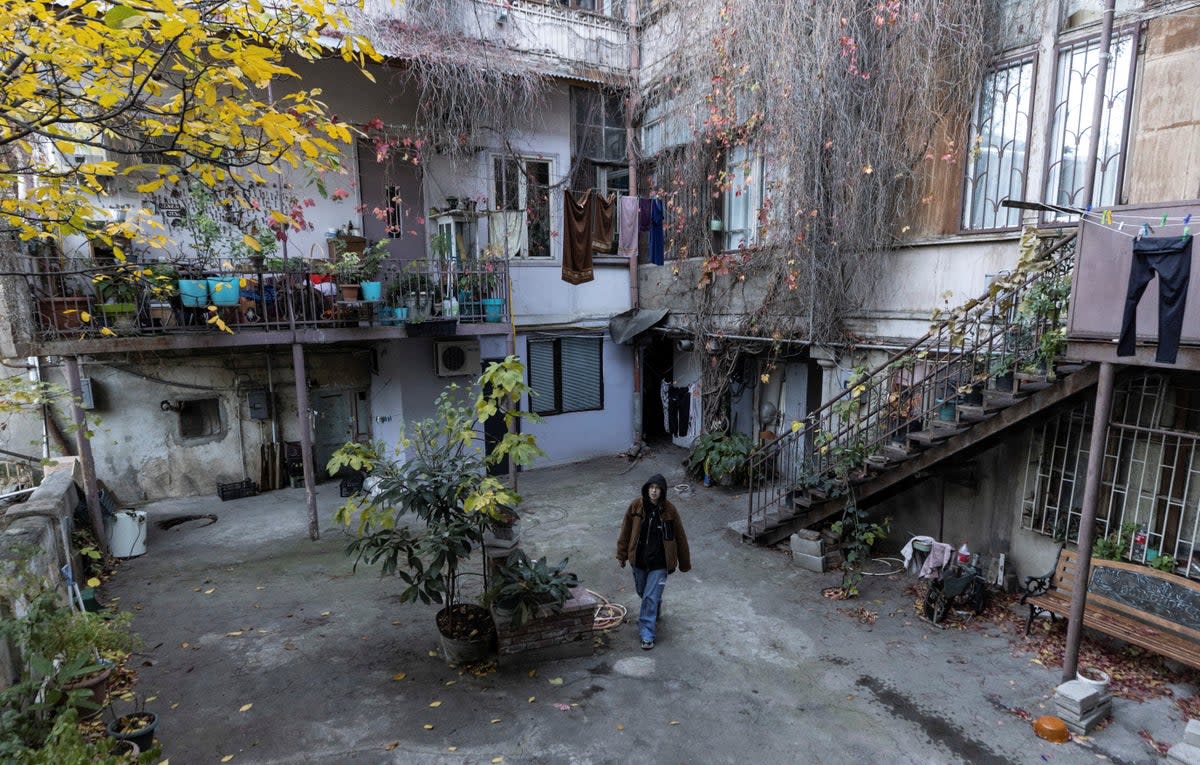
[435,341,480,377]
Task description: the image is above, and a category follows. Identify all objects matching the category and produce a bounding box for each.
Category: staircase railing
[746,230,1079,532]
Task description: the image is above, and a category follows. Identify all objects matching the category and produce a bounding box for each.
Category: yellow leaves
[790,420,804,434]
[99,327,117,337]
[135,178,166,194]
[492,759,504,764]
[616,723,625,731]
[422,723,434,730]
[220,756,234,763]
[527,696,536,703]
[428,701,442,708]
[383,741,399,751]
[86,577,101,588]
[548,677,563,686]
[391,672,406,682]
[238,703,252,712]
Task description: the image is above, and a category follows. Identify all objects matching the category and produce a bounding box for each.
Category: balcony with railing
[9,252,510,356]
[359,0,631,84]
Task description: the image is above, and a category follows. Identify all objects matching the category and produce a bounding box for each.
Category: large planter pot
[339,283,361,301]
[178,278,209,307]
[107,712,158,752]
[62,660,113,714]
[481,297,505,323]
[99,303,137,329]
[360,281,382,301]
[436,604,494,665]
[207,277,240,306]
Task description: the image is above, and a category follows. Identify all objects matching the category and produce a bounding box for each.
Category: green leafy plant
[683,431,754,486]
[329,357,545,638]
[1092,522,1137,561]
[1149,554,1178,573]
[483,549,579,629]
[830,498,891,597]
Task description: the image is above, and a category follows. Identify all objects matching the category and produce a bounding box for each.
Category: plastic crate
[218,479,259,501]
[339,475,364,497]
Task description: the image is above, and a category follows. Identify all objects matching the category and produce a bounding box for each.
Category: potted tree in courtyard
[329,356,544,664]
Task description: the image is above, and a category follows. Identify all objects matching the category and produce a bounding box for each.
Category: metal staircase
[744,230,1091,544]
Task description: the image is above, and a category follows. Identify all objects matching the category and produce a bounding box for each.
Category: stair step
[882,443,920,461]
[957,405,1000,423]
[908,429,951,446]
[1056,361,1088,376]
[930,419,968,433]
[983,389,1027,407]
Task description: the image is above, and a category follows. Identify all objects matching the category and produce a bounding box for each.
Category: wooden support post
[63,355,106,554]
[291,343,319,540]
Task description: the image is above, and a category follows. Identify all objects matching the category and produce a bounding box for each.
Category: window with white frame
[962,56,1035,230]
[723,145,762,250]
[492,156,553,259]
[1043,32,1137,222]
[527,336,604,415]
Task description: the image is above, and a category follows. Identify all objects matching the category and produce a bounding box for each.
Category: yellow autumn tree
[0,0,381,267]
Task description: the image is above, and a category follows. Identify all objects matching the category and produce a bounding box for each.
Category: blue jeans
[631,566,668,642]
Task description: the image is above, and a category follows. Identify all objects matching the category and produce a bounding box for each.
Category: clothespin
[1118,221,1126,233]
[1103,210,1112,225]
[1161,213,1169,227]
[1185,214,1192,237]
[1140,223,1150,237]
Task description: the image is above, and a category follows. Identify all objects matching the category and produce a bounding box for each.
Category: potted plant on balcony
[357,239,389,301]
[329,357,545,665]
[92,265,144,330]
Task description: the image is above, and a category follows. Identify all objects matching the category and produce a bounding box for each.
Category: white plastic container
[106,510,148,558]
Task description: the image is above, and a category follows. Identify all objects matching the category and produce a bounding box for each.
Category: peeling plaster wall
[35,350,370,502]
[1126,12,1200,203]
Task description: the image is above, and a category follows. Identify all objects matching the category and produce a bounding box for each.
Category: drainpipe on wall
[291,343,320,541]
[63,356,105,554]
[1061,0,1116,684]
[626,0,643,449]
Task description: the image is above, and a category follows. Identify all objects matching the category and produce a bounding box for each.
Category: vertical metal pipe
[1062,361,1116,681]
[625,0,643,447]
[1080,0,1116,209]
[291,343,320,540]
[63,356,106,554]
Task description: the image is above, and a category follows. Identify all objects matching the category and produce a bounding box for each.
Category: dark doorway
[357,140,425,261]
[641,336,673,444]
[481,357,511,476]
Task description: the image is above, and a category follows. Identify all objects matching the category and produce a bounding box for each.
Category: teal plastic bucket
[179,279,209,308]
[481,298,504,323]
[360,281,382,301]
[208,277,240,306]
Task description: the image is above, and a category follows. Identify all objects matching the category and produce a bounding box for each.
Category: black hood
[641,474,668,508]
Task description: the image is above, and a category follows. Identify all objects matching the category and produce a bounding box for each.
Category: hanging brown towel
[563,189,595,285]
[591,191,616,254]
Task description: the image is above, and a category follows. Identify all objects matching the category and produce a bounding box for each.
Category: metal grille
[1043,32,1137,223]
[1022,371,1200,576]
[962,57,1035,230]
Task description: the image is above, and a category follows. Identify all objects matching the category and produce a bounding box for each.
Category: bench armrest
[1019,544,1065,605]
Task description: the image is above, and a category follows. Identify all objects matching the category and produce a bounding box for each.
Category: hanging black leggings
[1117,235,1193,364]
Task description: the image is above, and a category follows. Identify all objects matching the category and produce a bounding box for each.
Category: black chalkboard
[1089,566,1200,633]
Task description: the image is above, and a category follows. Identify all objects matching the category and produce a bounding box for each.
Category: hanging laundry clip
[1118,221,1126,233]
[1161,213,1169,227]
[1140,223,1151,238]
[1184,214,1192,238]
[1103,209,1112,226]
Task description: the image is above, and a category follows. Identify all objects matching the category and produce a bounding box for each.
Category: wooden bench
[1021,546,1200,670]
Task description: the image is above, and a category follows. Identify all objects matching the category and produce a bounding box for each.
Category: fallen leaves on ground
[383,741,399,751]
[548,677,563,686]
[239,703,252,712]
[392,672,407,681]
[1139,729,1170,755]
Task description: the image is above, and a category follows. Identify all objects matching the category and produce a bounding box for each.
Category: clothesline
[1080,209,1193,239]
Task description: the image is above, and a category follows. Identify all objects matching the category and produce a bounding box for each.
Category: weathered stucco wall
[1125,12,1200,204]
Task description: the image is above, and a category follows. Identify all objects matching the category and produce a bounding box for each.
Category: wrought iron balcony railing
[19,255,510,342]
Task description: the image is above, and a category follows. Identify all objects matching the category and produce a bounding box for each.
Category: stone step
[930,419,969,434]
[982,388,1027,407]
[957,404,1000,423]
[882,443,921,461]
[908,429,951,447]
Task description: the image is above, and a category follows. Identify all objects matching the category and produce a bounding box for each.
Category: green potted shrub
[483,550,579,629]
[329,357,545,664]
[684,431,754,486]
[91,265,145,330]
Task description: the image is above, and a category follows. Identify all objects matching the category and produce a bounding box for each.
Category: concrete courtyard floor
[105,446,1197,765]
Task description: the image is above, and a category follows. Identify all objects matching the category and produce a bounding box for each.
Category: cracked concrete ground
[106,447,1195,764]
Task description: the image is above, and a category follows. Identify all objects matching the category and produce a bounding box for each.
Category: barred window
[962,57,1035,230]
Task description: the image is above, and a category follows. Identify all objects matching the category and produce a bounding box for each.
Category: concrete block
[1185,719,1200,747]
[790,534,823,557]
[1061,700,1111,735]
[1054,680,1105,715]
[1168,741,1200,765]
[792,551,828,572]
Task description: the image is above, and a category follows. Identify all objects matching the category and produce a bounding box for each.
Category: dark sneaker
[641,640,655,650]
